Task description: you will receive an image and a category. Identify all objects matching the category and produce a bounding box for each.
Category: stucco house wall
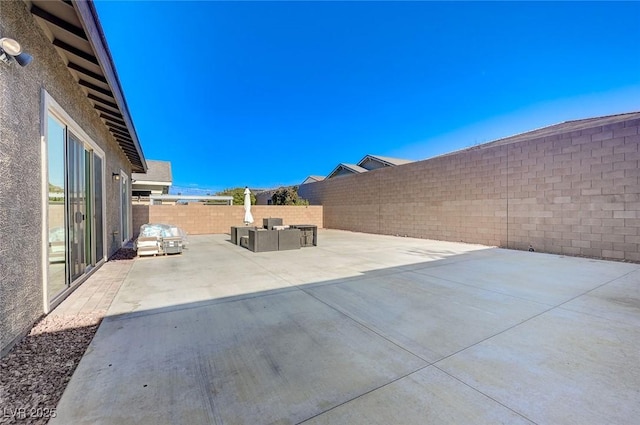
[299,113,640,262]
[0,1,137,355]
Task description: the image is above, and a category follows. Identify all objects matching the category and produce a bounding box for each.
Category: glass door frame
[41,90,107,312]
[120,171,131,244]
[67,131,88,283]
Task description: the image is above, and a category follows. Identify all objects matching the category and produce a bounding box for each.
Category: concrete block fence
[132,205,323,236]
[299,115,640,262]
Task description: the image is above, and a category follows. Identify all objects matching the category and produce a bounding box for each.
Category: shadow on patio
[50,231,640,425]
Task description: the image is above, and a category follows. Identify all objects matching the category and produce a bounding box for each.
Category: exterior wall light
[0,37,33,67]
[112,172,121,182]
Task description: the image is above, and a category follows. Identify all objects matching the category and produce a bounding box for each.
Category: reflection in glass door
[47,116,67,301]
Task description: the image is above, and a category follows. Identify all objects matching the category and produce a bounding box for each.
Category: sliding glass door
[46,112,105,305]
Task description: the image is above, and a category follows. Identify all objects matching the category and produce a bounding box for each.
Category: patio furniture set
[231,218,317,253]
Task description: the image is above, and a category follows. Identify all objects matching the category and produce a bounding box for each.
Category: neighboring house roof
[301,175,325,185]
[325,155,413,179]
[320,112,640,181]
[326,163,369,179]
[132,160,172,184]
[358,155,413,171]
[29,0,146,172]
[455,111,640,154]
[358,155,413,168]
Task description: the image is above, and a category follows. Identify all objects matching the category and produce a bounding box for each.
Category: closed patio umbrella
[243,187,254,225]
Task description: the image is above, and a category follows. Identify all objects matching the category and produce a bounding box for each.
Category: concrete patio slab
[53,289,426,425]
[238,230,490,286]
[302,367,535,425]
[561,269,640,327]
[50,230,640,425]
[416,249,638,306]
[305,271,548,362]
[437,307,640,425]
[107,236,295,316]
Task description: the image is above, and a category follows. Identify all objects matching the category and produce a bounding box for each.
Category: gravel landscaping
[0,249,134,424]
[0,314,101,425]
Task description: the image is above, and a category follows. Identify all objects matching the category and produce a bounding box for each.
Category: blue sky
[94,1,640,193]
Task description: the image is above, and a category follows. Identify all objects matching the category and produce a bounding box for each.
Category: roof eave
[74,0,147,173]
[327,163,367,179]
[326,164,348,179]
[357,154,393,168]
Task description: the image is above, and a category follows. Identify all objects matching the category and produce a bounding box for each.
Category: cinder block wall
[132,205,323,236]
[299,117,640,261]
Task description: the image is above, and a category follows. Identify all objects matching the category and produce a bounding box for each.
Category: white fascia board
[132,180,172,186]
